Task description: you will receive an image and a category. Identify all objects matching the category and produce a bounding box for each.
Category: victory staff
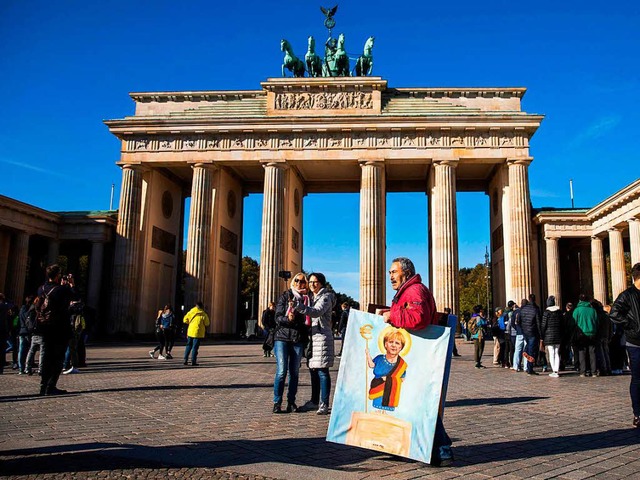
[381,257,453,466]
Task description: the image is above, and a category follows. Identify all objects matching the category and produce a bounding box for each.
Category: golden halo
[378,326,412,357]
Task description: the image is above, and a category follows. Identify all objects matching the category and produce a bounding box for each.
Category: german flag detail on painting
[368,356,407,408]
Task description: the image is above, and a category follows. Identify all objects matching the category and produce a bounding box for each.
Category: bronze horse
[355,36,374,76]
[305,36,322,78]
[281,39,305,78]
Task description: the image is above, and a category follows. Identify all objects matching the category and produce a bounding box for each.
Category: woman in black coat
[272,273,310,414]
[540,295,564,377]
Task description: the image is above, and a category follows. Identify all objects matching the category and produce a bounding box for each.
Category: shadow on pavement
[0,383,275,402]
[3,428,640,476]
[1,438,380,476]
[446,396,548,407]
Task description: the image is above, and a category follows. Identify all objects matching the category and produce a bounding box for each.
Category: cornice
[586,179,640,220]
[129,91,265,103]
[389,87,527,99]
[126,85,528,103]
[0,195,61,223]
[104,114,543,132]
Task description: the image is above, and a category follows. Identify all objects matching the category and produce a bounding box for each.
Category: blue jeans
[524,335,539,373]
[512,335,524,369]
[310,368,331,405]
[273,340,304,405]
[627,345,640,417]
[18,335,30,373]
[183,337,201,364]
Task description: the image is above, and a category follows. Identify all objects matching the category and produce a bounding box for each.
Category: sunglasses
[293,278,306,284]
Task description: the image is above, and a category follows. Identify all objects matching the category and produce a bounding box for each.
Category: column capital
[120,163,147,173]
[506,157,533,167]
[432,159,459,168]
[591,234,603,241]
[358,159,385,168]
[608,226,622,233]
[191,162,217,171]
[544,236,558,243]
[261,161,288,170]
[628,217,640,224]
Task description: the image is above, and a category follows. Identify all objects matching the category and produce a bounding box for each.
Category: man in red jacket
[382,257,437,329]
[381,257,453,466]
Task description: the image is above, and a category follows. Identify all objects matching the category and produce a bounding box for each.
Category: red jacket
[389,274,437,331]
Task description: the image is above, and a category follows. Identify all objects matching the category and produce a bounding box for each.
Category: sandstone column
[6,231,29,304]
[359,160,386,311]
[507,158,533,304]
[258,163,286,318]
[87,241,105,309]
[591,235,607,304]
[430,160,459,313]
[545,237,561,306]
[609,227,627,300]
[110,164,144,333]
[0,232,11,293]
[47,239,60,265]
[185,163,217,309]
[629,218,640,266]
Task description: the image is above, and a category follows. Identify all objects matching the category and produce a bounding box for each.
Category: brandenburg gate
[105,76,543,334]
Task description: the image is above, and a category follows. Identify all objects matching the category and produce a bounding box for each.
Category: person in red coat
[381,257,453,467]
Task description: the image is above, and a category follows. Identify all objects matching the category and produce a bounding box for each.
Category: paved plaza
[1,338,639,479]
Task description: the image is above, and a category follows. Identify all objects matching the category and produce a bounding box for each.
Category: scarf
[289,288,311,326]
[368,356,407,408]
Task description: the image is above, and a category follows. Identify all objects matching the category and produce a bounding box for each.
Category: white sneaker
[148,350,155,358]
[549,372,559,378]
[158,354,166,360]
[63,367,79,375]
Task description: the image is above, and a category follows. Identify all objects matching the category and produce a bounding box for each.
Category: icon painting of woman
[365,326,412,412]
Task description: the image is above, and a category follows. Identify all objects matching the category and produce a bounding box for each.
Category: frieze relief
[274,91,373,110]
[126,130,527,152]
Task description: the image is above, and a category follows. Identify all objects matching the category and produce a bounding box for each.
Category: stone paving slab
[1,340,638,479]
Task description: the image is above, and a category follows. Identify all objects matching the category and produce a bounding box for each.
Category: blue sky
[1,1,638,301]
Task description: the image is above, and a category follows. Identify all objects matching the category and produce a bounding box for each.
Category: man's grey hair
[392,257,415,278]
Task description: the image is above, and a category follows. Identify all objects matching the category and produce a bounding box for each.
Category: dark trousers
[503,335,513,367]
[430,415,452,463]
[610,336,626,371]
[578,337,597,375]
[627,346,640,417]
[596,339,612,374]
[164,329,175,353]
[474,337,485,366]
[40,340,67,393]
[0,333,6,372]
[153,330,167,355]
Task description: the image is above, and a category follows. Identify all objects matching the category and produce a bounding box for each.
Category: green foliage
[458,263,490,319]
[239,257,260,318]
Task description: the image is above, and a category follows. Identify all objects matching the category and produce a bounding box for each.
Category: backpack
[73,314,85,333]
[468,317,479,335]
[34,285,58,326]
[24,308,37,334]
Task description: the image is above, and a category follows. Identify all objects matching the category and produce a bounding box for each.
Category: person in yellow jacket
[182,301,210,366]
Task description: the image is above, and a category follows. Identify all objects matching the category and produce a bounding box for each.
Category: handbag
[304,339,313,359]
[263,329,275,351]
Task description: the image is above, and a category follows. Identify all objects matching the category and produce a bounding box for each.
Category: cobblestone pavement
[1,339,639,479]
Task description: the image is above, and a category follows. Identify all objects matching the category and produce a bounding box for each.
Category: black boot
[273,403,283,414]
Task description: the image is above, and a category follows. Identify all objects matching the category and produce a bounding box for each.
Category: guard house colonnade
[105,77,543,334]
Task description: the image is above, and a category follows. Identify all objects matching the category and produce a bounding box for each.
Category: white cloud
[568,115,621,149]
